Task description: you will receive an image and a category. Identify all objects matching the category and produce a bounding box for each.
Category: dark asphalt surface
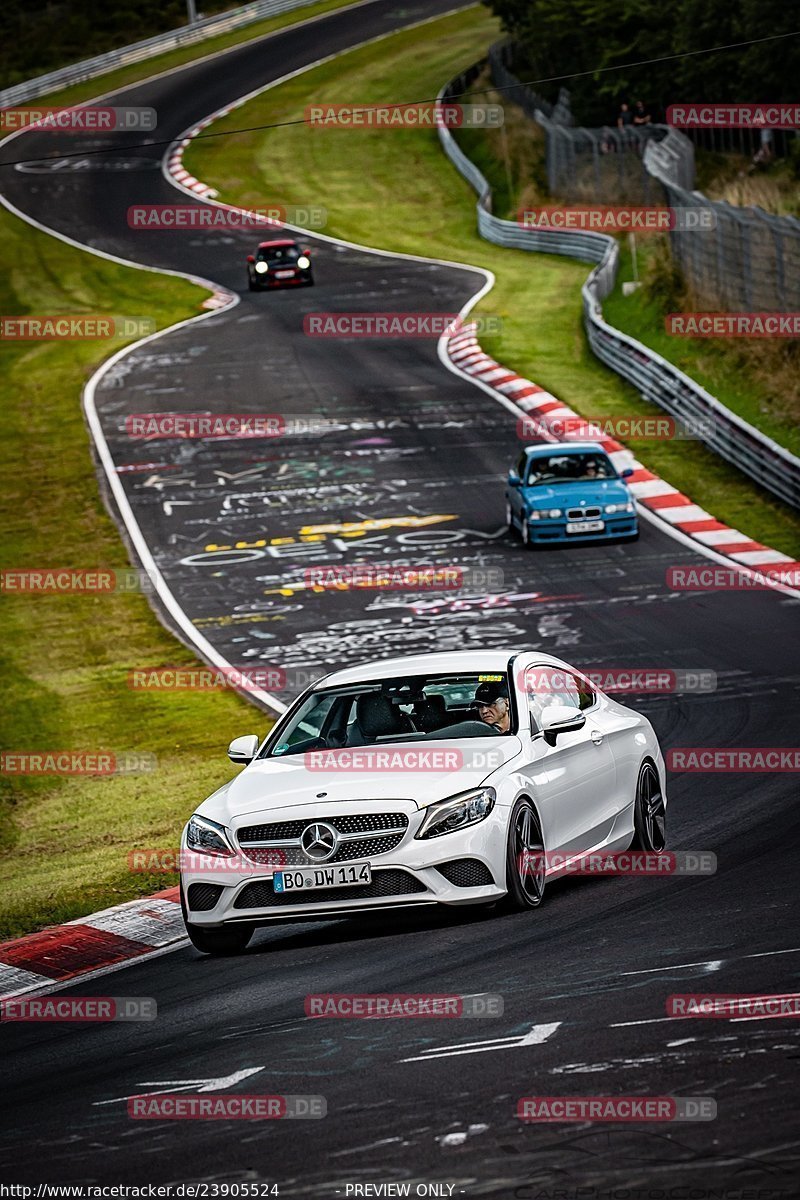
[1,0,799,1193]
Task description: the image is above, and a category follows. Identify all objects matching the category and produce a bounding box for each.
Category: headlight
[416,787,496,840]
[297,255,311,269]
[186,814,236,857]
[547,508,562,518]
[254,261,269,274]
[528,510,541,520]
[605,502,635,514]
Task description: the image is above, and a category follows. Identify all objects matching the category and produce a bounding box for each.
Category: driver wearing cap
[474,681,511,734]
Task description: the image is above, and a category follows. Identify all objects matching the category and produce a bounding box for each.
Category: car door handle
[590,729,604,745]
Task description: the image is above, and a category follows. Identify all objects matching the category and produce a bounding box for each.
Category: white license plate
[273,862,371,893]
[566,520,604,534]
[274,269,295,279]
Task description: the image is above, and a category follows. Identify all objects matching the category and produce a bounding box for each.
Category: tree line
[481,0,800,126]
[0,0,235,89]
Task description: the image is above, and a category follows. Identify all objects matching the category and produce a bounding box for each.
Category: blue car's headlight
[186,814,236,857]
[416,787,496,839]
[528,508,561,520]
[605,502,635,514]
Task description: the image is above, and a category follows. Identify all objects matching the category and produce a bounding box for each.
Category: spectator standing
[633,99,652,125]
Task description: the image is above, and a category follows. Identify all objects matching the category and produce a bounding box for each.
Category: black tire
[521,517,534,549]
[505,499,517,536]
[630,760,666,852]
[502,798,546,910]
[181,889,254,955]
[247,277,257,292]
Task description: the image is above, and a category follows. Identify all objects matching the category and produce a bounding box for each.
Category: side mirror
[227,734,260,764]
[621,467,634,479]
[507,470,521,487]
[246,255,255,264]
[539,705,586,746]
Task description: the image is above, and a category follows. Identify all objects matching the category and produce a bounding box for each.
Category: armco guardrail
[437,66,800,511]
[0,0,322,106]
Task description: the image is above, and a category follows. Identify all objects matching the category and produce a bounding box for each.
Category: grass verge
[0,212,269,941]
[185,7,800,557]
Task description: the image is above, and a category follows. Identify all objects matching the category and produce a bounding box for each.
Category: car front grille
[237,812,409,866]
[243,835,405,867]
[566,506,602,520]
[435,859,494,888]
[233,869,427,909]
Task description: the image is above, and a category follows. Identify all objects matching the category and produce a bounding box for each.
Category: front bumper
[249,269,313,289]
[526,515,638,543]
[181,800,507,926]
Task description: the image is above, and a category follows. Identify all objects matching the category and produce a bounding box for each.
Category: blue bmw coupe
[506,442,638,546]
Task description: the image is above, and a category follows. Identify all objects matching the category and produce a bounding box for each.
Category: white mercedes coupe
[180,650,667,954]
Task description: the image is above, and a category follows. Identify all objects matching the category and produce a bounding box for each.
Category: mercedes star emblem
[300,821,338,862]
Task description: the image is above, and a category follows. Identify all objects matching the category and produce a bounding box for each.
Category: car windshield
[258,245,300,263]
[527,453,616,485]
[263,673,512,758]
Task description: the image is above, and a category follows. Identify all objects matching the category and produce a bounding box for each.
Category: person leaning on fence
[633,100,652,126]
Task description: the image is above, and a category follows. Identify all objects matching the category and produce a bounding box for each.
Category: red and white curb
[167,104,290,250]
[0,888,186,1000]
[448,324,800,590]
[167,114,221,200]
[165,121,240,310]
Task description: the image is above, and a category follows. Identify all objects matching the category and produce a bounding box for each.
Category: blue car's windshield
[527,453,616,485]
